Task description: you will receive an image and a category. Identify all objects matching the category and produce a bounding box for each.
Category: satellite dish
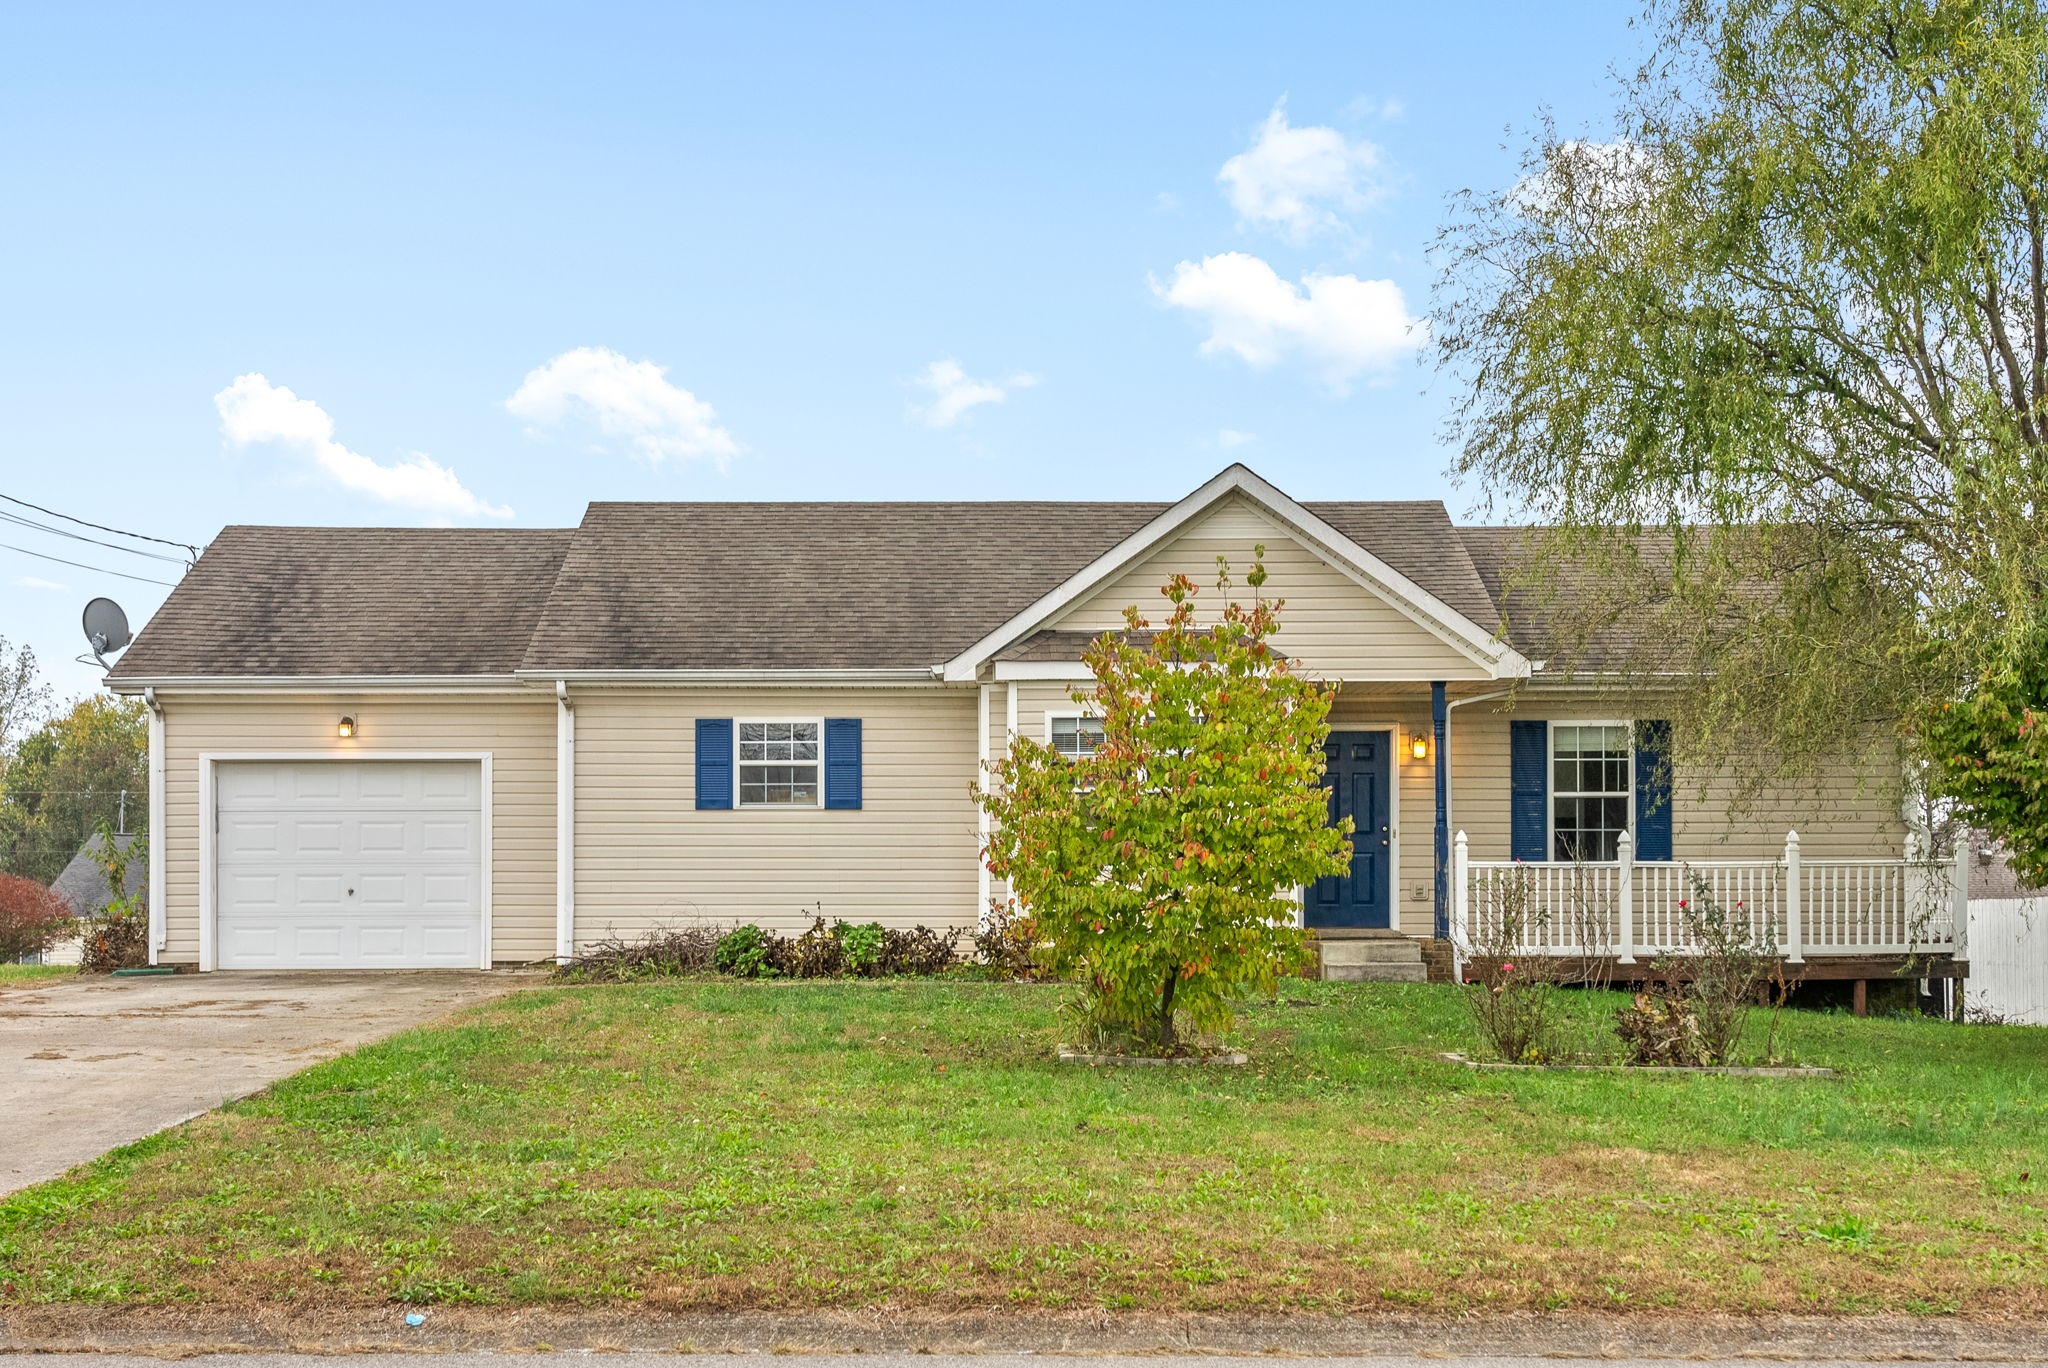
[82,598,131,668]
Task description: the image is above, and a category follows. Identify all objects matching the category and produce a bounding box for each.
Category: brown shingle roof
[520,501,1167,672]
[110,494,1515,678]
[110,526,574,678]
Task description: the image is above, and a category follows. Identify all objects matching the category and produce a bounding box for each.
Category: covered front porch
[1450,829,1970,1012]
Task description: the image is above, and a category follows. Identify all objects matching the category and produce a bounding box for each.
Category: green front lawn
[2,980,2043,1315]
[0,964,70,986]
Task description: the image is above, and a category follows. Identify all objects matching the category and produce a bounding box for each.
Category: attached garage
[205,757,489,970]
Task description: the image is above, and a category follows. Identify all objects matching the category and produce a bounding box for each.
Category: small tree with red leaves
[0,874,72,963]
[977,551,1349,1054]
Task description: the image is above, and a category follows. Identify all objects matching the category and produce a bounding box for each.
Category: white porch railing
[1452,829,1969,966]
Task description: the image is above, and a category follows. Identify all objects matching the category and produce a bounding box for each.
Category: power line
[0,510,190,566]
[0,539,178,587]
[0,492,200,561]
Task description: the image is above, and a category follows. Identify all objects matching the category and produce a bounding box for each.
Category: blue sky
[1,2,1640,698]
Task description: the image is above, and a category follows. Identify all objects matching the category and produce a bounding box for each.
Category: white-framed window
[737,718,823,808]
[1551,721,1632,861]
[1045,711,1106,761]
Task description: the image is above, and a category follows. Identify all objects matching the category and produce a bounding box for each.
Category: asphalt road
[10,1356,2038,1368]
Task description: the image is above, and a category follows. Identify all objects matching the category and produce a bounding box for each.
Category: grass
[0,963,70,986]
[0,979,2043,1316]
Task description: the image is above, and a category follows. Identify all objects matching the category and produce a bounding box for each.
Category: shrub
[78,824,149,973]
[878,924,959,976]
[974,900,1044,980]
[713,924,778,978]
[1460,867,1563,1062]
[0,874,71,962]
[774,918,846,978]
[557,924,722,981]
[839,921,885,976]
[79,906,147,972]
[1613,877,1777,1066]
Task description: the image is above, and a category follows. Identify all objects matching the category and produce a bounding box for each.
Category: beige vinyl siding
[1448,692,1905,866]
[1048,496,1491,681]
[156,694,557,966]
[571,687,979,938]
[979,681,1089,908]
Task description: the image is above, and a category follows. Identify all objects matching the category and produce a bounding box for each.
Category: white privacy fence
[1454,830,1968,964]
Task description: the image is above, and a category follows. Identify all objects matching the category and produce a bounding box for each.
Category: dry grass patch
[0,979,2043,1316]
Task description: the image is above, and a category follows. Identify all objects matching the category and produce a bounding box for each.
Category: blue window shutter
[824,718,863,810]
[1509,720,1548,861]
[1634,719,1673,861]
[695,718,733,810]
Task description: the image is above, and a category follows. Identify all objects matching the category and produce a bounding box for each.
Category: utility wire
[0,492,200,561]
[0,510,190,565]
[0,539,178,587]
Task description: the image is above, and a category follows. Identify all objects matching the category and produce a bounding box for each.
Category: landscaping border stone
[1058,1046,1249,1066]
[1437,1051,1836,1077]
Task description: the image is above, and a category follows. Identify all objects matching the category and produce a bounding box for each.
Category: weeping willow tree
[1435,0,2048,878]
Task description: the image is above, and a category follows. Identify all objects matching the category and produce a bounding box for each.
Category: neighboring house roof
[110,528,576,678]
[49,832,144,920]
[104,466,1558,682]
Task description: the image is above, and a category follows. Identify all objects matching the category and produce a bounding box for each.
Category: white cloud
[214,374,511,520]
[1513,139,1662,218]
[1218,101,1387,241]
[12,575,67,591]
[910,359,1038,429]
[1152,252,1426,394]
[1216,428,1257,448]
[505,346,739,468]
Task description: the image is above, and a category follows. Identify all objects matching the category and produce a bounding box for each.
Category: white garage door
[215,760,484,970]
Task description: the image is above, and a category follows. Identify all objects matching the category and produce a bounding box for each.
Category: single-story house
[103,464,1964,983]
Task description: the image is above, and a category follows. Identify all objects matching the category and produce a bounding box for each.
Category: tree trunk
[1156,968,1180,1051]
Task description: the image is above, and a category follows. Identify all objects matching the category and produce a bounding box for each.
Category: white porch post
[977,683,992,928]
[555,681,575,963]
[1952,835,1971,961]
[1784,830,1803,963]
[1451,830,1469,979]
[1616,829,1635,965]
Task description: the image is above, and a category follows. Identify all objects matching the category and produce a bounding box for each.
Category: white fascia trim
[513,668,943,687]
[939,463,1530,682]
[109,675,528,694]
[991,661,1096,682]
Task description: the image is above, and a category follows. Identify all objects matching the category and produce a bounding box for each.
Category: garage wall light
[337,716,356,740]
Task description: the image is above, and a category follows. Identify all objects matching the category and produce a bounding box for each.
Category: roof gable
[1037,493,1500,681]
[940,465,1528,681]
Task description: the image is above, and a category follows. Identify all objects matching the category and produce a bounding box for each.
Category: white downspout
[555,680,575,963]
[144,687,166,963]
[1441,686,1514,851]
[977,682,992,927]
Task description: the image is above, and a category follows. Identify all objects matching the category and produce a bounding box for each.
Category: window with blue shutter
[1634,719,1673,861]
[1510,720,1548,861]
[823,717,863,810]
[695,718,734,810]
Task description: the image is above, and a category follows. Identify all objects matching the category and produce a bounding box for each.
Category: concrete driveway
[0,970,530,1196]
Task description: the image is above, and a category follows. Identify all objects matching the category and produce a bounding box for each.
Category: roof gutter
[511,668,947,687]
[105,674,528,694]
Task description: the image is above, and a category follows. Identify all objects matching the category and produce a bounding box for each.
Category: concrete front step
[1315,934,1428,982]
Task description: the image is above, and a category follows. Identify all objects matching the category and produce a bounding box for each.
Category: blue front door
[1308,730,1391,929]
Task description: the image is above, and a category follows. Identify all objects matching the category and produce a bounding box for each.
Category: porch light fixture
[337,716,356,740]
[1409,733,1430,762]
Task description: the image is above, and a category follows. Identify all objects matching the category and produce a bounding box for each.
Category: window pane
[738,760,819,806]
[1051,715,1104,760]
